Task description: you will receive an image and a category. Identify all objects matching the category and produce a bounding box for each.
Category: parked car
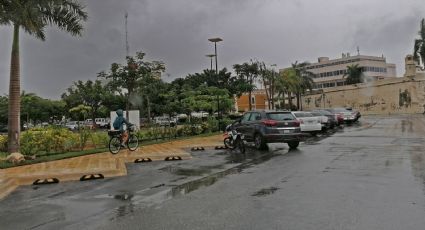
[323,108,345,126]
[95,118,110,129]
[65,121,80,131]
[325,108,359,123]
[291,111,322,135]
[345,107,361,122]
[191,111,209,118]
[154,116,176,127]
[309,111,332,131]
[232,110,305,150]
[312,110,338,129]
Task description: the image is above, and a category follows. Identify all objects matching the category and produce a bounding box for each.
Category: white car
[291,111,322,134]
[65,121,80,131]
[154,117,176,126]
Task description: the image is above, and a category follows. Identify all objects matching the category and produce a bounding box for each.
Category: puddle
[114,192,133,201]
[110,152,280,214]
[116,203,134,217]
[160,165,224,177]
[174,168,211,176]
[252,187,279,197]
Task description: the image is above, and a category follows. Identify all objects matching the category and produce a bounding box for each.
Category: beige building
[282,53,397,89]
[302,55,425,115]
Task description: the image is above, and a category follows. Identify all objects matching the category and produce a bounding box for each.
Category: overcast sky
[0,0,424,99]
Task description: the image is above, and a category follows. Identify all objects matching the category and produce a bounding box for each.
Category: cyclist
[113,109,132,147]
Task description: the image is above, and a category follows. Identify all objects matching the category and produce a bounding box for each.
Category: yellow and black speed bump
[80,174,104,181]
[134,158,152,163]
[33,178,59,185]
[215,146,228,150]
[191,147,205,151]
[165,156,182,161]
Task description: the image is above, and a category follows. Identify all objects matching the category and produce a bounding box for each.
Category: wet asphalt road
[2,115,425,230]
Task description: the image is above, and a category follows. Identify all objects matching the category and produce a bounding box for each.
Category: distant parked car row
[230,107,361,150]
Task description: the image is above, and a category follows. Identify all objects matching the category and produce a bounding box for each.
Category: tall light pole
[208,38,222,74]
[208,37,223,131]
[205,54,216,71]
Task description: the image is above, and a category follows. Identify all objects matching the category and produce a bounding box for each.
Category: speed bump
[215,146,228,150]
[80,174,104,181]
[165,156,182,161]
[134,158,152,163]
[33,178,59,185]
[191,147,205,151]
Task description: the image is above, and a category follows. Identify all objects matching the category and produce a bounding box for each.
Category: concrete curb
[0,135,222,200]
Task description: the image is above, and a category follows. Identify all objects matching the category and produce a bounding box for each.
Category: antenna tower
[125,11,129,57]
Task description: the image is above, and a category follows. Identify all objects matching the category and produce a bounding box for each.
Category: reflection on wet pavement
[252,187,280,197]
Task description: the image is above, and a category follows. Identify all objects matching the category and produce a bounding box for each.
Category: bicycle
[108,124,139,154]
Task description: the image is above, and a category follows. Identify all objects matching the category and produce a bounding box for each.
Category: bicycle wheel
[109,137,121,154]
[127,134,139,151]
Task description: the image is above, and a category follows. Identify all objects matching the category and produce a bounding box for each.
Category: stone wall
[302,74,425,115]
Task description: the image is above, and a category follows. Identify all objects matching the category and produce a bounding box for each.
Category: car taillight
[296,119,304,124]
[262,120,277,127]
[294,120,301,127]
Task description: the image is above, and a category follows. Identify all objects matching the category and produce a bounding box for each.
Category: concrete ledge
[0,134,222,200]
[0,178,18,200]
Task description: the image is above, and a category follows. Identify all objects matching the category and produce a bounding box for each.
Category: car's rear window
[266,112,295,121]
[332,108,349,112]
[293,112,313,117]
[310,112,322,116]
[314,110,332,115]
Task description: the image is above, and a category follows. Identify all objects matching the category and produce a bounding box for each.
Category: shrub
[91,132,109,148]
[20,127,78,155]
[135,130,145,140]
[77,127,92,151]
[0,135,7,152]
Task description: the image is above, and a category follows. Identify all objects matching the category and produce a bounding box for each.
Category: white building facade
[284,53,397,89]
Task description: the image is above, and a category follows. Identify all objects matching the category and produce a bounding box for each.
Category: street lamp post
[208,37,222,75]
[208,37,223,131]
[206,54,215,71]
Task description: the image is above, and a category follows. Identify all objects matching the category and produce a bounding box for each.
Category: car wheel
[287,141,299,149]
[254,133,267,150]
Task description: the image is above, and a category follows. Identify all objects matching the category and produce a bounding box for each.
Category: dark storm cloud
[1,0,425,98]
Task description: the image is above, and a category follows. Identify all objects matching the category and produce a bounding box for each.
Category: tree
[98,52,165,118]
[344,64,363,85]
[183,68,246,97]
[62,80,108,126]
[233,61,260,110]
[0,0,87,153]
[258,62,279,109]
[291,61,315,110]
[275,68,298,110]
[414,18,425,69]
[0,96,8,125]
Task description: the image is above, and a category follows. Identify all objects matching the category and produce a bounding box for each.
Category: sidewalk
[0,134,223,200]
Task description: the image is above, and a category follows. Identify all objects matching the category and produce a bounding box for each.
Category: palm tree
[344,64,363,85]
[0,0,87,153]
[233,61,260,110]
[414,18,425,69]
[291,61,315,110]
[275,68,298,110]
